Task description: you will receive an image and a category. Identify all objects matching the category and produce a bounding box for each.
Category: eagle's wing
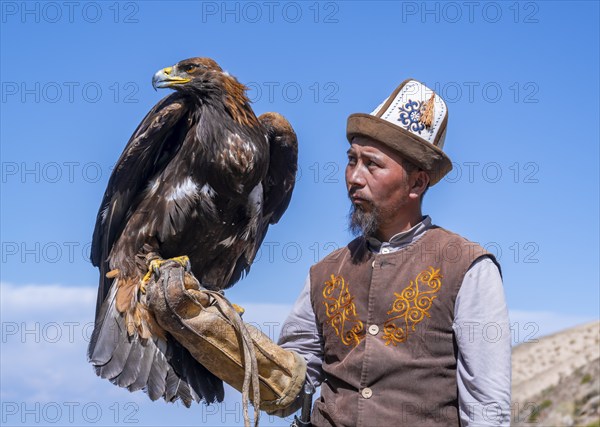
[89,93,224,406]
[260,113,299,225]
[91,92,189,310]
[227,112,298,286]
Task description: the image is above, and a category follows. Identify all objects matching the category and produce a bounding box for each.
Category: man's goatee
[348,203,380,237]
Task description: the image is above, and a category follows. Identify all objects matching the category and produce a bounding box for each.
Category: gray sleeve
[278,274,325,387]
[453,257,511,427]
[272,274,324,417]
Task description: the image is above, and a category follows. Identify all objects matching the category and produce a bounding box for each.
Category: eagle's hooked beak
[152,66,191,90]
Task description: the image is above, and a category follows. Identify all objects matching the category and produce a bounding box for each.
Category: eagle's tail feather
[88,275,224,406]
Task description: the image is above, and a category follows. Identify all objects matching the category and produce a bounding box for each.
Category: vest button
[368,324,379,335]
[381,247,390,254]
[361,387,373,399]
[371,260,376,268]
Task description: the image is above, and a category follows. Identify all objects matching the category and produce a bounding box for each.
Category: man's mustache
[348,186,362,198]
[348,187,372,204]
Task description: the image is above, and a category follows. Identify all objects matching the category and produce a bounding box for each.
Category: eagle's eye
[183,64,199,73]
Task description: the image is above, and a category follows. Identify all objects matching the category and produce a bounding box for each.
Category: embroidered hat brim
[346,79,453,186]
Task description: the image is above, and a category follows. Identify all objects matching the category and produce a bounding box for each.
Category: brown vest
[309,227,497,427]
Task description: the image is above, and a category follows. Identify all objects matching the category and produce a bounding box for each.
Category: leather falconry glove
[145,259,307,427]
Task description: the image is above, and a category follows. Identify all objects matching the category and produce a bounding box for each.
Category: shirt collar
[366,215,433,251]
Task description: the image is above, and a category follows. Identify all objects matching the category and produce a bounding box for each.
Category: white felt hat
[347,79,452,185]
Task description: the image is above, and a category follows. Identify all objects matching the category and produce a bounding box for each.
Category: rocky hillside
[512,321,600,426]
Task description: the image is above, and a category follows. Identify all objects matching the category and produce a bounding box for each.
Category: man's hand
[145,261,307,423]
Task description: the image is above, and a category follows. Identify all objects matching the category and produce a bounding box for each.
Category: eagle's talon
[142,269,153,284]
[142,256,190,286]
[148,259,164,279]
[169,255,191,272]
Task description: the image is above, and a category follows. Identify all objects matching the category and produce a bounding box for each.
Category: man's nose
[346,165,366,187]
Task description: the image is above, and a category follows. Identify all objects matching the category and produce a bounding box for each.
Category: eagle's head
[152,57,224,91]
[152,57,256,126]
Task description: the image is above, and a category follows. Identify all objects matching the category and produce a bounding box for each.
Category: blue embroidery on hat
[398,100,425,134]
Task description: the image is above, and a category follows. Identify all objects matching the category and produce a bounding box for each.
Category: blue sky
[1,1,599,426]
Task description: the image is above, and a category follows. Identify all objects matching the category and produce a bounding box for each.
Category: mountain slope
[512,321,600,426]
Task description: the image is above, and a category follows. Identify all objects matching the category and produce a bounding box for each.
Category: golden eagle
[88,57,298,406]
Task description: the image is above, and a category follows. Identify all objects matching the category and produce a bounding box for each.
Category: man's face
[345,136,414,238]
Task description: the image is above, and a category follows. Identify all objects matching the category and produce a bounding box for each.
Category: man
[277,79,511,426]
[144,78,511,427]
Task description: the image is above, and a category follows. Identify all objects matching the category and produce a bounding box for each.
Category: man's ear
[409,170,430,199]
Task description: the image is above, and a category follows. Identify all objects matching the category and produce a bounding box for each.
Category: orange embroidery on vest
[382,266,442,346]
[323,274,365,347]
